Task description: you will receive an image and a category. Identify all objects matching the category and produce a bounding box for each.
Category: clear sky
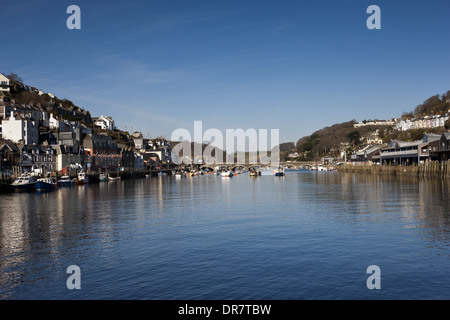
[1,0,450,144]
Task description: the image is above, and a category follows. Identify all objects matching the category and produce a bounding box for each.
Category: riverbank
[338,161,450,179]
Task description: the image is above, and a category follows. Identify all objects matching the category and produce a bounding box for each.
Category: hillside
[283,89,450,161]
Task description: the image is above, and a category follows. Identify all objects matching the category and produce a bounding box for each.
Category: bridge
[198,161,320,171]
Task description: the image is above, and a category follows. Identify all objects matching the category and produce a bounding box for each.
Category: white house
[1,111,39,145]
[0,73,10,93]
[93,115,115,131]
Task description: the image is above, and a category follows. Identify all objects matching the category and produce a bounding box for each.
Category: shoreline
[337,161,450,179]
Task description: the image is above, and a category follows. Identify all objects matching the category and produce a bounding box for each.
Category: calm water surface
[0,171,449,300]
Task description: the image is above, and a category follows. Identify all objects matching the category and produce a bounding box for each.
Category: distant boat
[99,173,109,182]
[108,176,121,181]
[274,166,285,176]
[58,175,75,187]
[317,165,328,172]
[175,172,184,179]
[249,168,259,177]
[12,175,36,191]
[221,171,233,177]
[36,178,57,191]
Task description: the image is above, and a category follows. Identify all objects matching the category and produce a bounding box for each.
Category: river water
[0,171,449,300]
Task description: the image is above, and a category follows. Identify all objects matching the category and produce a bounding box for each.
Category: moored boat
[108,176,121,181]
[75,172,89,184]
[58,175,75,186]
[274,166,285,176]
[175,172,184,178]
[99,173,109,182]
[221,171,233,177]
[11,175,36,191]
[36,178,57,191]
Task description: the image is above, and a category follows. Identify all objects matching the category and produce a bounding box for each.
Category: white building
[353,120,395,128]
[0,73,10,93]
[1,111,39,145]
[93,115,115,131]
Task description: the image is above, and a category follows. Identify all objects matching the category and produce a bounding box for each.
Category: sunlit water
[0,171,449,300]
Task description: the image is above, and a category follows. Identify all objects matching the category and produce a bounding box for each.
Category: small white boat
[221,171,233,177]
[317,165,328,172]
[108,176,121,181]
[99,173,109,182]
[175,172,184,179]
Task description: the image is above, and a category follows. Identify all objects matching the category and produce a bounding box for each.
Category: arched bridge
[199,161,319,171]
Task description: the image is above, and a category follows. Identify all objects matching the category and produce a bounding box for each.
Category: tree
[445,117,450,130]
[6,73,23,83]
[347,131,361,146]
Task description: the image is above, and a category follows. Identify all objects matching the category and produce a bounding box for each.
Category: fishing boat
[58,175,75,186]
[75,172,89,185]
[11,175,37,191]
[99,173,109,182]
[36,178,57,191]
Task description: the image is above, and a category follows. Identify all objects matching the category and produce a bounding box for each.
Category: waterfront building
[83,133,121,170]
[351,145,383,164]
[429,132,450,162]
[134,152,144,170]
[0,140,19,173]
[17,144,57,174]
[380,133,441,165]
[53,144,85,172]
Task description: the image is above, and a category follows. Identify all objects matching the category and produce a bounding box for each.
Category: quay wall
[338,161,450,179]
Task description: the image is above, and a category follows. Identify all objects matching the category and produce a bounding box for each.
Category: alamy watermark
[66,265,81,290]
[66,5,380,31]
[170,121,280,166]
[366,265,381,290]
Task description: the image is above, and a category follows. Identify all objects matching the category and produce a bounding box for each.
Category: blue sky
[1,0,450,144]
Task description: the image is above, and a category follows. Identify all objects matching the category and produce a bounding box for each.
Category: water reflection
[0,172,449,299]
